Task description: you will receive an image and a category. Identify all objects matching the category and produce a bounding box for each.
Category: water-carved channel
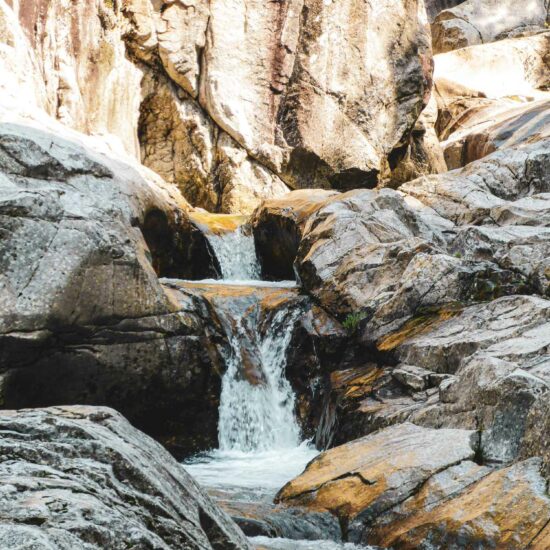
[174,217,374,549]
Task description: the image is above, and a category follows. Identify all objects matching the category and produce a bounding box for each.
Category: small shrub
[342,312,367,334]
[454,251,462,259]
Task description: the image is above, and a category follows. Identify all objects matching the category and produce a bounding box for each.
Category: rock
[294,185,523,335]
[365,458,550,549]
[393,295,550,374]
[138,72,290,214]
[432,0,550,53]
[216,497,341,542]
[0,406,251,549]
[251,189,339,280]
[0,110,231,455]
[433,33,550,101]
[380,295,550,465]
[400,138,550,225]
[392,365,432,392]
[276,423,477,532]
[425,0,466,22]
[387,94,448,187]
[453,224,550,295]
[442,98,550,169]
[200,0,433,190]
[295,188,453,318]
[11,0,144,156]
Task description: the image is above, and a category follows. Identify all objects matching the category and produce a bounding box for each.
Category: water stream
[181,220,373,549]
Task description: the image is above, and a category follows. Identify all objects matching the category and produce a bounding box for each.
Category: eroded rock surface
[432,0,550,53]
[6,0,434,213]
[277,423,477,528]
[0,406,251,550]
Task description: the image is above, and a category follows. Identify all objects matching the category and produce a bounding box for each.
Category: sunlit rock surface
[432,0,550,53]
[0,406,251,550]
[5,0,433,213]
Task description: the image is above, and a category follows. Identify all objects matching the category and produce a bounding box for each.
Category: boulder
[432,0,550,53]
[442,98,550,169]
[0,406,251,549]
[400,138,550,225]
[276,423,477,533]
[294,185,524,332]
[366,458,550,549]
[251,189,339,280]
[199,0,433,190]
[10,0,433,212]
[433,33,550,101]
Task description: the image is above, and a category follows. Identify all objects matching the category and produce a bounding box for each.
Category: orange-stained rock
[367,458,550,550]
[251,189,339,280]
[276,423,477,524]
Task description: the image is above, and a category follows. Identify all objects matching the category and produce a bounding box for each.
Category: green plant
[454,251,462,258]
[342,312,367,334]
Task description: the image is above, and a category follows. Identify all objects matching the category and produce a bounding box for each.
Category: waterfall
[218,305,302,452]
[206,225,261,281]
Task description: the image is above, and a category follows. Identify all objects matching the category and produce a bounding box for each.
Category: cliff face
[7,0,434,213]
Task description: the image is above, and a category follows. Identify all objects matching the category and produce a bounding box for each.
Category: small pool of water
[183,443,318,503]
[251,536,376,550]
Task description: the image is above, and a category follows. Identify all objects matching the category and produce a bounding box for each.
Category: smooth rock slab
[276,423,477,526]
[0,406,251,550]
[367,458,550,549]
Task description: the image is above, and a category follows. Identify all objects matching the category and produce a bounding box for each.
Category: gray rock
[432,0,549,53]
[392,365,432,392]
[0,406,251,549]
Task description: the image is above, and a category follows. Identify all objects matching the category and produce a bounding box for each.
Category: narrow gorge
[0,0,549,549]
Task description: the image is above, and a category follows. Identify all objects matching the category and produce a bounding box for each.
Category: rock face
[442,98,550,169]
[366,458,550,549]
[277,424,478,532]
[278,424,550,547]
[6,0,433,213]
[251,189,339,280]
[0,406,251,549]
[432,0,550,53]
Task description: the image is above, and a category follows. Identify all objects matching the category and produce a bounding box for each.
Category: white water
[251,537,376,550]
[182,223,364,545]
[219,306,303,452]
[207,225,261,280]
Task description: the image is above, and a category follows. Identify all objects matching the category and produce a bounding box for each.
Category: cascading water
[218,306,302,452]
[181,219,374,549]
[205,225,261,280]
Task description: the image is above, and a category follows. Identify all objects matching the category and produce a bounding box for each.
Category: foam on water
[250,537,377,550]
[206,225,261,280]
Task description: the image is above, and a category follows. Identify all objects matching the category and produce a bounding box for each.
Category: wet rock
[0,116,225,456]
[217,498,341,542]
[432,0,550,53]
[251,189,339,280]
[276,423,477,532]
[0,406,251,549]
[365,458,550,549]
